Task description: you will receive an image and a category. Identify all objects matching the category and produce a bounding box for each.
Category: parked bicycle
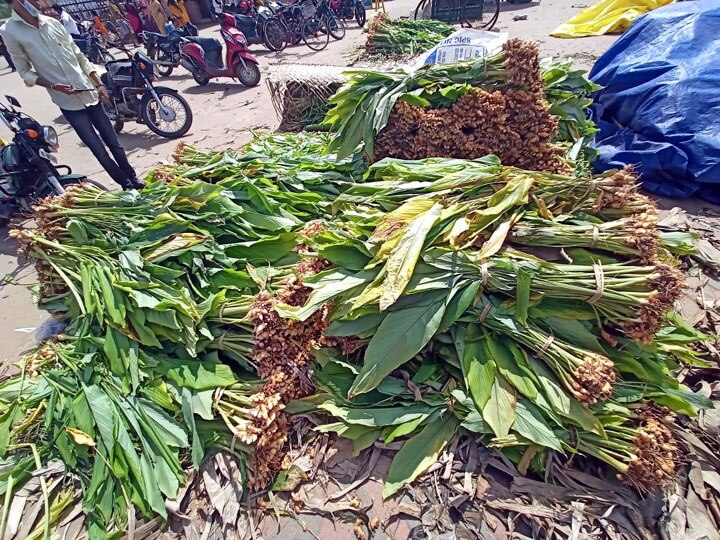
[263,1,305,51]
[265,0,343,51]
[314,0,346,41]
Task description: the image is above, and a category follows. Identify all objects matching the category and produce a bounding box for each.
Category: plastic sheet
[589,0,720,202]
[551,0,671,38]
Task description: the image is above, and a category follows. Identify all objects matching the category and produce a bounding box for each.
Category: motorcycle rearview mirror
[5,96,21,108]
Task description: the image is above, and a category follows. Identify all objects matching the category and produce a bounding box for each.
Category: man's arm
[1,26,77,94]
[0,29,40,87]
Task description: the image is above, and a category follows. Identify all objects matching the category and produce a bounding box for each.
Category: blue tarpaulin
[589,0,720,202]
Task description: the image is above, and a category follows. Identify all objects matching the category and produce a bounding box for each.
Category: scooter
[179,14,261,87]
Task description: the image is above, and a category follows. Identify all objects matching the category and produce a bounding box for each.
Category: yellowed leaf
[372,197,437,241]
[447,216,470,247]
[380,203,442,311]
[66,427,96,447]
[475,219,512,260]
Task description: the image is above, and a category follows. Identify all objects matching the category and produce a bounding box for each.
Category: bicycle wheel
[263,17,287,50]
[354,3,366,26]
[325,15,346,40]
[302,16,330,50]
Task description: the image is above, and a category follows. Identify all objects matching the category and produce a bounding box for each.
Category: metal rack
[56,0,110,22]
[413,0,499,27]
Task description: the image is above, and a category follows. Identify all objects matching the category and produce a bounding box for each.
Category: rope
[590,226,599,248]
[587,264,605,304]
[481,263,490,288]
[538,335,555,357]
[218,330,228,350]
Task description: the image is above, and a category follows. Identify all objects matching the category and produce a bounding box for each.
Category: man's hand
[52,84,77,95]
[97,86,110,104]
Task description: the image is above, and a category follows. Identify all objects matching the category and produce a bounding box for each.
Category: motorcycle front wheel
[236,61,261,87]
[141,89,193,139]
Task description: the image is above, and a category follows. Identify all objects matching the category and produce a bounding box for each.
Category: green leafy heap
[542,58,601,173]
[0,132,361,537]
[0,131,707,538]
[277,156,708,496]
[325,39,597,173]
[364,14,455,57]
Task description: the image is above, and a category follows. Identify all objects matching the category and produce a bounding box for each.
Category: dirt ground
[0,0,617,362]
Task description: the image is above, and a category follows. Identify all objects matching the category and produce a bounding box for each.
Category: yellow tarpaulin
[551,0,673,38]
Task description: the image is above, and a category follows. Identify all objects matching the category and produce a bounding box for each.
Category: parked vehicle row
[73,27,116,65]
[143,23,198,77]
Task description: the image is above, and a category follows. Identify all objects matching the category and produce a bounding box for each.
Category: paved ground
[0,0,616,362]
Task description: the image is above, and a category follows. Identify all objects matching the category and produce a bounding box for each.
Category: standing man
[52,4,79,37]
[0,0,144,190]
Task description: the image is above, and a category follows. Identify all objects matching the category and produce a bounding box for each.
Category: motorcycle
[74,29,116,65]
[180,14,261,87]
[0,95,103,227]
[143,23,199,77]
[102,50,194,138]
[329,0,366,27]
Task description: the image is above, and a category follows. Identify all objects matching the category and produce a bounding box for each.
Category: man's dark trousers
[60,103,136,187]
[0,46,14,70]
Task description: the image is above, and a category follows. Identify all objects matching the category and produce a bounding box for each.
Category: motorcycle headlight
[42,126,59,148]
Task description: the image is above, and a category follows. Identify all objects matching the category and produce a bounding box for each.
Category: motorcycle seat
[184,36,222,52]
[144,31,179,45]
